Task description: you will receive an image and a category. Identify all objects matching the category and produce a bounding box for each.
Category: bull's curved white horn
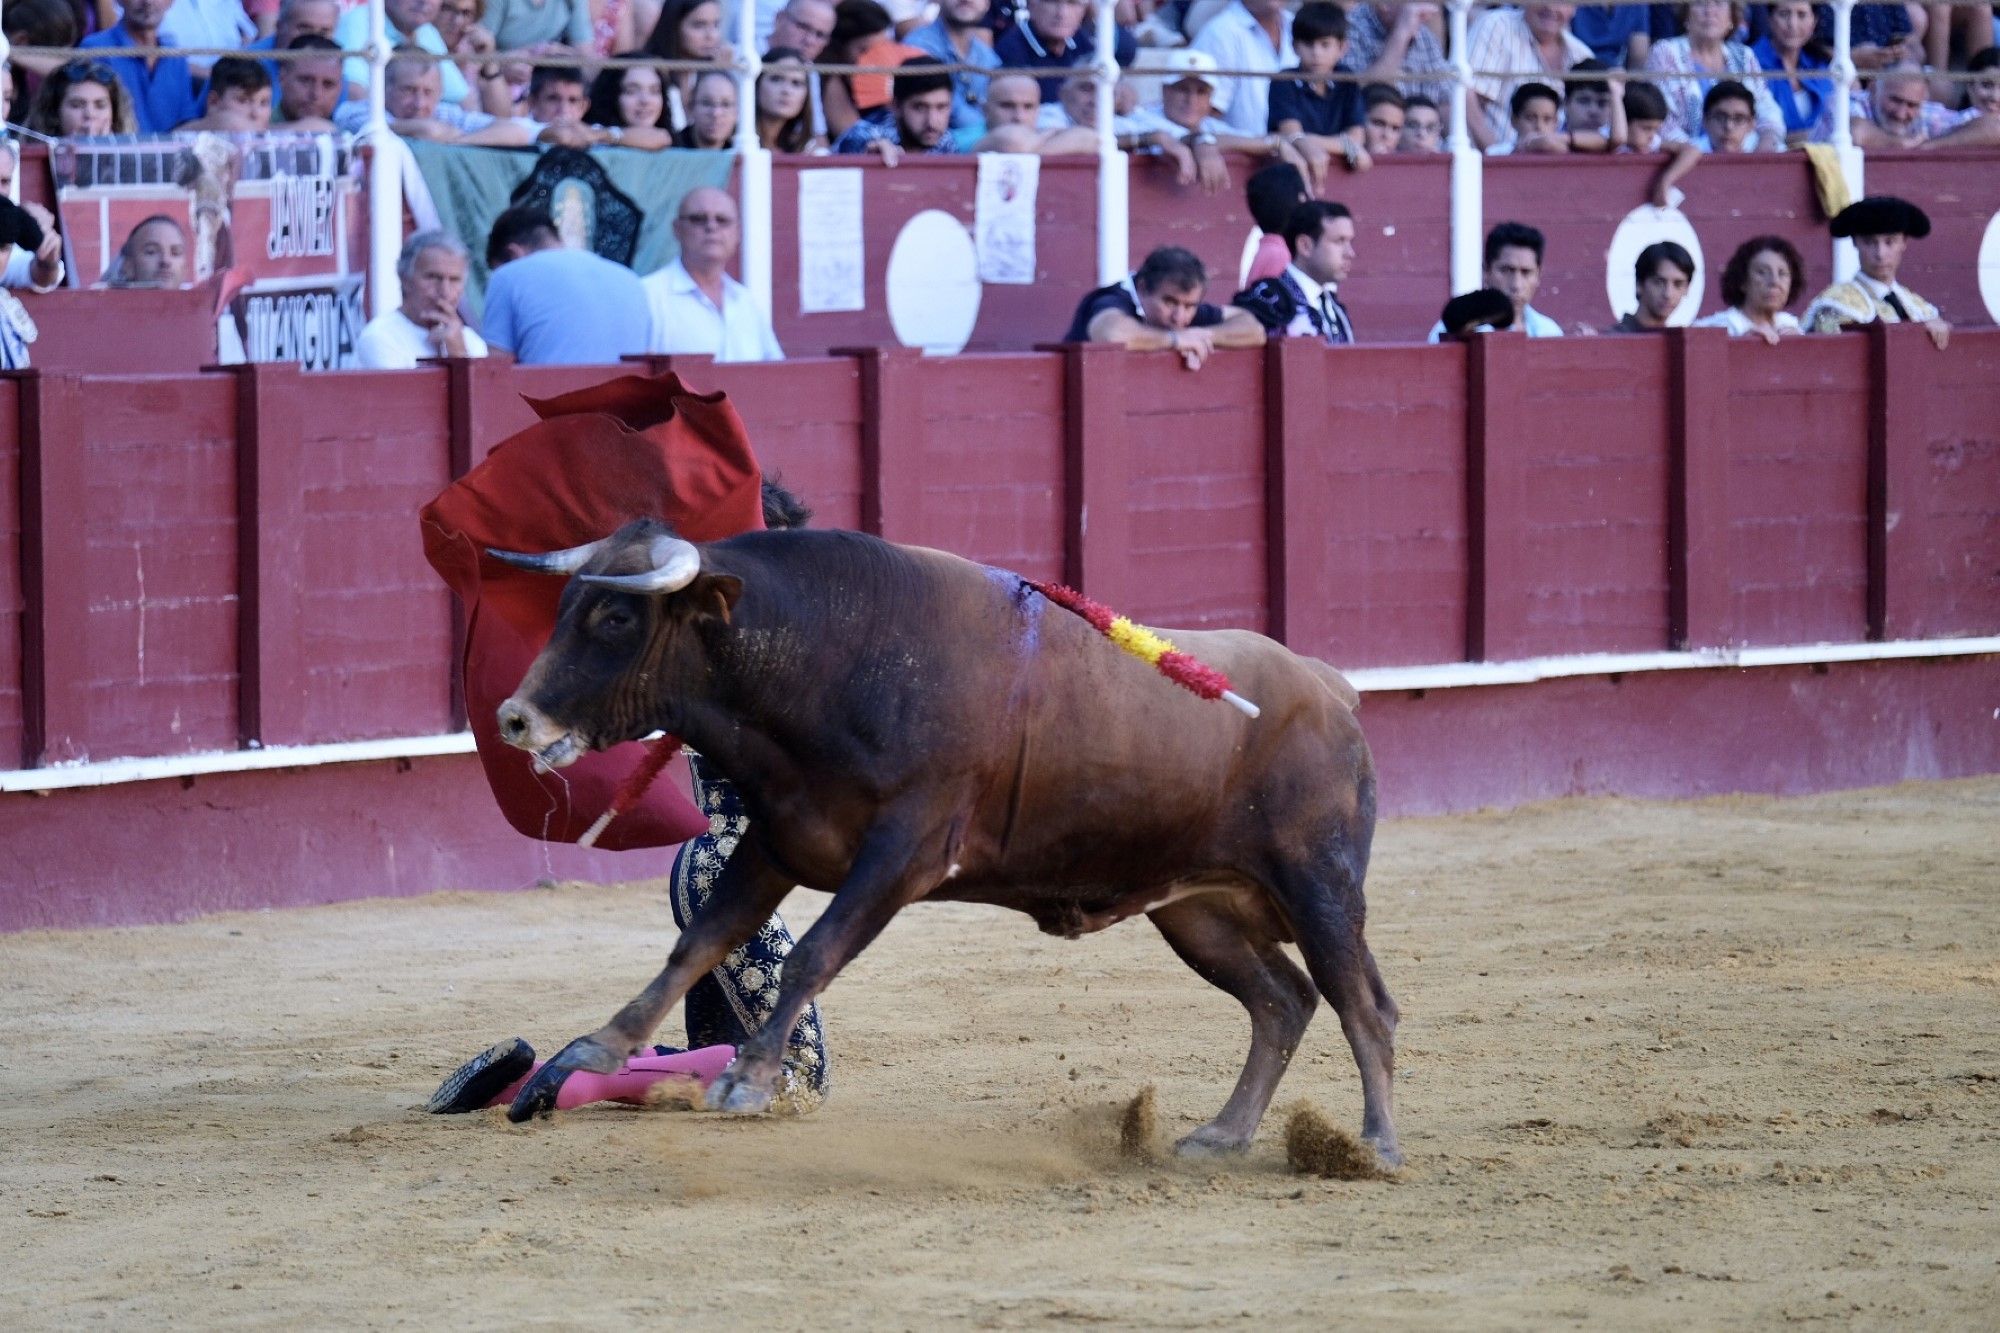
[486,537,611,575]
[577,534,702,594]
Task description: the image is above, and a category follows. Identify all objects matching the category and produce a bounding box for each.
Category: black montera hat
[1440,288,1516,335]
[1830,195,1931,240]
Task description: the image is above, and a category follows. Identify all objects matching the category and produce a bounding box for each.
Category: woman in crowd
[820,0,921,139]
[756,47,822,152]
[1693,235,1806,343]
[673,67,737,148]
[584,54,678,146]
[642,0,728,132]
[27,58,138,136]
[1645,0,1787,148]
[1753,0,1831,144]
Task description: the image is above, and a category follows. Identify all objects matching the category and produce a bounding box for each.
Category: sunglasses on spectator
[60,60,121,85]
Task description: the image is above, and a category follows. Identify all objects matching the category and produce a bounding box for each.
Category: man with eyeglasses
[241,0,345,102]
[642,186,783,363]
[1693,80,1762,152]
[768,0,835,61]
[994,0,1137,103]
[79,0,203,133]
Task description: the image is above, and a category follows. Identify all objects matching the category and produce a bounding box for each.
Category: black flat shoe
[426,1037,535,1115]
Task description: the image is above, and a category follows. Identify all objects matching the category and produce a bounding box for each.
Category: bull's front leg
[706,818,944,1114]
[507,840,795,1121]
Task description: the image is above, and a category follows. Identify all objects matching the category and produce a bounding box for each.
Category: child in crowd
[1487,83,1561,154]
[1401,94,1443,152]
[1620,81,1685,153]
[1269,1,1364,139]
[1359,83,1405,156]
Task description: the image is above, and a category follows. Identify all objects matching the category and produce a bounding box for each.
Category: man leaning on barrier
[1065,244,1267,371]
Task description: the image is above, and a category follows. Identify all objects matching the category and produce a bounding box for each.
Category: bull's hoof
[504,1035,626,1123]
[704,1069,775,1115]
[550,1033,630,1075]
[1365,1134,1404,1172]
[1173,1124,1252,1158]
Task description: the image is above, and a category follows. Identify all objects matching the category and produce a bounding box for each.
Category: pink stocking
[486,1044,737,1110]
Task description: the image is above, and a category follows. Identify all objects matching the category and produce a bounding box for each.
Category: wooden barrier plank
[0,379,22,766]
[234,362,310,747]
[845,346,927,543]
[1466,334,1531,661]
[1669,327,1735,648]
[1055,342,1132,607]
[16,372,91,766]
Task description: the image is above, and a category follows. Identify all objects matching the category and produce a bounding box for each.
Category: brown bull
[493,519,1401,1165]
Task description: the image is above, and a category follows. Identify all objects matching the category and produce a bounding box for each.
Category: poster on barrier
[52,132,367,369]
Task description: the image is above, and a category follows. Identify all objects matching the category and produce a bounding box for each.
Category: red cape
[419,372,764,849]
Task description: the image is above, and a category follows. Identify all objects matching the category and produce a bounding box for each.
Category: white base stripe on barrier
[1,636,1994,794]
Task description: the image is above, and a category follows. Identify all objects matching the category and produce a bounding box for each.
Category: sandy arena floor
[3,778,1997,1328]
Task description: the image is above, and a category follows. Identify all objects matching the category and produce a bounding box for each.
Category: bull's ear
[694,574,743,625]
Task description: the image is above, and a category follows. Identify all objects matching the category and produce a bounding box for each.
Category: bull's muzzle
[497,697,583,769]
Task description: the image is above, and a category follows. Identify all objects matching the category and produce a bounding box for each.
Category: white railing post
[1094,0,1128,285]
[735,8,774,317]
[365,0,401,317]
[1446,0,1482,295]
[1830,0,1861,282]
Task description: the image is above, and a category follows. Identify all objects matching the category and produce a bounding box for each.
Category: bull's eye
[592,604,638,638]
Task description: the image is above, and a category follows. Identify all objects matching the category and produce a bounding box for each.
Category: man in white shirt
[1189,0,1293,137]
[643,187,783,364]
[1428,221,1564,340]
[355,230,489,369]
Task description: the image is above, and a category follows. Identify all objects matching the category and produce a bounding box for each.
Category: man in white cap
[1131,48,1316,193]
[1802,195,1950,350]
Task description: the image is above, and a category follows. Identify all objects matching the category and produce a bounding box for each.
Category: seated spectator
[0,142,65,293]
[1755,0,1830,144]
[1399,93,1442,152]
[480,0,592,56]
[1560,59,1625,144]
[822,0,923,138]
[1191,0,1294,138]
[177,56,274,132]
[336,46,472,138]
[102,215,189,287]
[1695,80,1764,152]
[1243,160,1308,284]
[1645,1,1787,150]
[27,58,140,136]
[1436,287,1516,340]
[585,53,677,145]
[1233,199,1359,345]
[482,204,652,364]
[1063,244,1267,370]
[1569,1,1670,68]
[768,0,836,64]
[1620,80,1682,152]
[674,68,738,148]
[1268,4,1363,141]
[1610,241,1694,331]
[754,48,823,151]
[273,36,346,128]
[356,229,488,368]
[1359,83,1406,156]
[337,0,491,113]
[1802,194,1949,349]
[80,0,204,134]
[1922,48,2000,144]
[1129,49,1317,193]
[159,0,257,74]
[1430,221,1561,339]
[642,186,783,362]
[832,57,961,160]
[246,0,342,91]
[1837,65,1976,147]
[1692,234,1806,343]
[905,0,1000,135]
[1811,1,1921,74]
[1487,84,1560,155]
[5,0,82,90]
[642,0,731,133]
[1337,0,1451,107]
[970,72,1100,153]
[995,0,1137,103]
[1465,3,1591,149]
[432,0,500,93]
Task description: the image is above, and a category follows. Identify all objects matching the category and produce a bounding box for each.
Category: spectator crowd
[0,0,1994,367]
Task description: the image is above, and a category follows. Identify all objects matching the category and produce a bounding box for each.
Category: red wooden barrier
[0,379,19,766]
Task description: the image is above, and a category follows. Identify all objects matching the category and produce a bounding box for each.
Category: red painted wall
[1867,150,2000,330]
[0,379,19,766]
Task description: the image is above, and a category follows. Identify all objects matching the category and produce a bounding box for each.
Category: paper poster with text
[54,132,368,369]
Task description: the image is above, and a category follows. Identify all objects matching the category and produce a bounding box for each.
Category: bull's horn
[577,535,702,594]
[486,537,611,575]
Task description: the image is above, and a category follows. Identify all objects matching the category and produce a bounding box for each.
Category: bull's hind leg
[1272,857,1401,1168]
[1149,895,1318,1156]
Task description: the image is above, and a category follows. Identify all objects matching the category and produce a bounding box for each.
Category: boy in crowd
[1621,81,1681,153]
[1486,82,1560,154]
[1359,83,1406,156]
[1695,80,1764,152]
[176,56,273,132]
[1400,94,1443,152]
[1610,241,1695,331]
[1269,2,1363,138]
[1430,221,1562,339]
